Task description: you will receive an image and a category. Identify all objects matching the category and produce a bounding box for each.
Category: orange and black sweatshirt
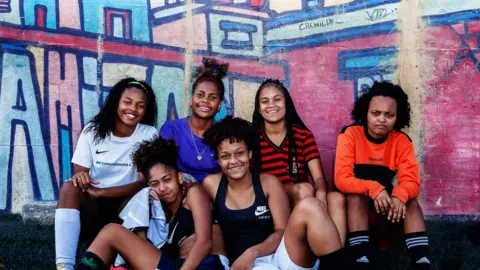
[334,124,420,204]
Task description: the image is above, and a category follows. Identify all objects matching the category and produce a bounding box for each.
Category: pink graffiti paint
[423,26,480,215]
[48,52,82,185]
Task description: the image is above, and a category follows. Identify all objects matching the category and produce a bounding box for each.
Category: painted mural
[0,0,478,216]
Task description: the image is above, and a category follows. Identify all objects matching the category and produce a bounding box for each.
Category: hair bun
[194,57,229,80]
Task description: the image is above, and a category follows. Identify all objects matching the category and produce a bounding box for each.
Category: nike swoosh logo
[356,256,370,263]
[416,257,430,264]
[167,222,179,244]
[254,209,270,216]
[96,150,108,154]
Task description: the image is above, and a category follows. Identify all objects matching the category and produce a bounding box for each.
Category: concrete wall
[0,0,478,217]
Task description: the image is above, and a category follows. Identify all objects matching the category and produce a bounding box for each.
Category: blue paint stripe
[339,47,398,58]
[60,128,72,182]
[220,21,258,32]
[426,10,480,26]
[346,55,395,68]
[1,44,27,51]
[215,101,229,122]
[222,40,254,50]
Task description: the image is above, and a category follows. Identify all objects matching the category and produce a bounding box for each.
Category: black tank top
[214,172,274,263]
[162,201,195,255]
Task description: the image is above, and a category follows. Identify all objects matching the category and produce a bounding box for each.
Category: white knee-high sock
[55,209,80,270]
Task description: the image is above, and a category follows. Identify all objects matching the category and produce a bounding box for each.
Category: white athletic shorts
[251,235,320,270]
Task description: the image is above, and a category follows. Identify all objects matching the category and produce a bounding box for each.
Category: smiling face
[148,163,182,204]
[258,85,286,124]
[366,96,397,139]
[116,87,147,127]
[217,139,252,181]
[191,81,222,119]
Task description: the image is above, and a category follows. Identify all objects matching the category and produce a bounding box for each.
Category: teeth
[267,110,279,114]
[229,166,243,172]
[126,114,135,119]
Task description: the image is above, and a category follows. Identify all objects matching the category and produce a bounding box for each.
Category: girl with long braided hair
[251,79,347,245]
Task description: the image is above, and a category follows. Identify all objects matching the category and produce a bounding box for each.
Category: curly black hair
[351,81,411,131]
[192,57,229,100]
[251,79,306,178]
[85,78,158,143]
[203,116,253,159]
[131,135,178,177]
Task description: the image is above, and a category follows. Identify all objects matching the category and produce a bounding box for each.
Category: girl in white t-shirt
[55,78,158,270]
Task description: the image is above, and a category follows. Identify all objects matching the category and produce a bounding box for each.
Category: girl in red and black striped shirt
[251,79,347,245]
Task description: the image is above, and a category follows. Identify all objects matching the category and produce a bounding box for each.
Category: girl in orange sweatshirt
[334,82,430,270]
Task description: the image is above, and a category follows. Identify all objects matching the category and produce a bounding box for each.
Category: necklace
[169,201,181,224]
[189,119,208,161]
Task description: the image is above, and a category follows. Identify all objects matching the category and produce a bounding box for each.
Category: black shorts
[96,197,126,225]
[80,196,127,240]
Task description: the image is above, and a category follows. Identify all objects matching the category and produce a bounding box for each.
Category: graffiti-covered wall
[0,0,478,217]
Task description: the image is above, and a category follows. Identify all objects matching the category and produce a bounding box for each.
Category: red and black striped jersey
[256,125,320,186]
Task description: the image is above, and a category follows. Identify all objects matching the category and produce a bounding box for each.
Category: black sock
[319,248,353,269]
[74,251,107,270]
[405,232,430,270]
[348,230,372,264]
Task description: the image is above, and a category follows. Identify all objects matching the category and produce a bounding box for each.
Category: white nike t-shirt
[71,123,157,188]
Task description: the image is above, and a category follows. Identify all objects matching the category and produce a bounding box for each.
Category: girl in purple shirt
[160,58,228,182]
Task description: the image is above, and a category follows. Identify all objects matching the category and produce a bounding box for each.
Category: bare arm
[74,164,89,174]
[201,174,222,201]
[248,175,290,257]
[303,130,328,197]
[181,185,213,269]
[95,178,147,198]
[308,158,328,196]
[87,172,148,198]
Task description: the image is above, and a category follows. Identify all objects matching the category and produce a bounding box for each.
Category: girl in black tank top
[161,196,195,257]
[215,171,274,263]
[203,116,353,270]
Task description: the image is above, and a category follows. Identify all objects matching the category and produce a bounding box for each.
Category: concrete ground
[0,213,479,269]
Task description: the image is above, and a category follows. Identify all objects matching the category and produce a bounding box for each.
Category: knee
[295,183,315,200]
[327,191,346,210]
[59,181,81,200]
[97,223,123,241]
[296,197,328,217]
[406,198,423,214]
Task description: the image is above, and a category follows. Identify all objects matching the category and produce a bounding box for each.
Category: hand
[374,190,392,215]
[149,189,160,201]
[231,248,257,270]
[178,235,196,258]
[86,186,104,198]
[315,190,327,206]
[388,197,406,223]
[71,172,99,192]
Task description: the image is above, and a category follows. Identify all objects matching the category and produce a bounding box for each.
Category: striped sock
[405,232,430,269]
[348,231,371,263]
[348,231,369,247]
